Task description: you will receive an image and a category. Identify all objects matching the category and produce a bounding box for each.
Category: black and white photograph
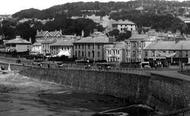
[0,0,190,116]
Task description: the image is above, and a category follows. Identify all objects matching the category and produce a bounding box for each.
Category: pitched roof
[145,41,176,50]
[5,36,31,44]
[175,41,190,50]
[104,41,127,49]
[33,42,42,46]
[129,33,149,41]
[36,31,48,37]
[74,32,110,44]
[50,39,74,46]
[112,19,135,25]
[36,30,62,37]
[145,40,190,50]
[49,31,62,36]
[41,39,56,44]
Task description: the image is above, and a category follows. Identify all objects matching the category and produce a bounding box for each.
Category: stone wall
[1,62,190,113]
[19,67,150,104]
[148,74,190,112]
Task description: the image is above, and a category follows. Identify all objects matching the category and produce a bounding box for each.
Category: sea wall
[1,62,190,113]
[19,67,150,104]
[148,74,190,112]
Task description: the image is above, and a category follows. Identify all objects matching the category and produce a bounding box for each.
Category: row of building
[4,29,190,65]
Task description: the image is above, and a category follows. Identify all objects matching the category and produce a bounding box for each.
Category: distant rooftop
[129,32,149,41]
[50,39,75,46]
[145,40,190,50]
[104,41,127,49]
[112,19,135,25]
[74,32,110,44]
[36,30,62,37]
[33,42,41,46]
[5,36,31,44]
[41,39,56,44]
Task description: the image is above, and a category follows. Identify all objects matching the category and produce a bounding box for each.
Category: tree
[1,20,16,40]
[108,29,131,41]
[62,18,104,36]
[16,21,36,43]
[117,31,132,41]
[108,29,120,37]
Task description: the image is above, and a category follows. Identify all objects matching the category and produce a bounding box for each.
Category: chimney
[29,38,32,43]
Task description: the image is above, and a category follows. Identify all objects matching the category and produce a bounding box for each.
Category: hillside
[12,0,190,19]
[13,8,41,19]
[10,0,190,34]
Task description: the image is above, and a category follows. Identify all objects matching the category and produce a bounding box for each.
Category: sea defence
[0,62,190,113]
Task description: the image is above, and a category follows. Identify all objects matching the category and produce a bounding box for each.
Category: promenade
[151,71,190,81]
[0,55,190,82]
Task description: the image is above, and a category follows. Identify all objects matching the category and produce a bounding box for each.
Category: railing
[9,61,187,76]
[0,55,188,76]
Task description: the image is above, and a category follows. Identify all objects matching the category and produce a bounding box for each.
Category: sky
[0,0,184,15]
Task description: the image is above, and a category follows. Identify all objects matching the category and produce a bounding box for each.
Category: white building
[104,41,127,63]
[31,42,42,55]
[5,36,31,52]
[112,20,136,32]
[50,39,74,58]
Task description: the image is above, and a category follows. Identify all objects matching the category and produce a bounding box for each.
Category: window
[88,51,90,57]
[92,51,94,58]
[79,45,80,49]
[145,51,148,57]
[78,51,80,57]
[108,50,111,55]
[98,51,100,57]
[82,51,84,57]
[88,45,90,49]
[98,45,100,49]
[75,51,77,57]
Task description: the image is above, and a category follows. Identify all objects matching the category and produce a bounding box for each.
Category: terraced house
[144,40,190,64]
[73,32,110,61]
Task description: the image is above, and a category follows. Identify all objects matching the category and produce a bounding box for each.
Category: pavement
[1,56,190,82]
[151,70,190,81]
